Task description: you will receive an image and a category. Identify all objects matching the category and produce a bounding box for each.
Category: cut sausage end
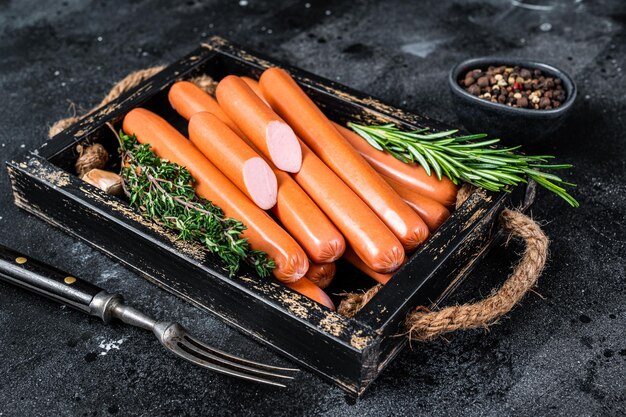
[266,121,302,173]
[242,157,278,210]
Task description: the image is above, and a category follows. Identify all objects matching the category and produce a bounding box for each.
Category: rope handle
[338,207,549,342]
[50,67,549,343]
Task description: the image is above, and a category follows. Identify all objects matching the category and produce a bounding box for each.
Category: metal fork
[0,245,298,387]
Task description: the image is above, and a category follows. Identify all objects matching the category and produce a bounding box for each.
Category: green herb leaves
[117,131,275,277]
[348,123,578,207]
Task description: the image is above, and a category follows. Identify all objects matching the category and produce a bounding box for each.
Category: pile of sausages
[122,68,457,310]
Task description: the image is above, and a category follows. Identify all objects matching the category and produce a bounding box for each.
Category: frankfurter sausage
[240,76,269,106]
[285,277,335,310]
[123,108,308,283]
[379,173,450,232]
[168,81,246,137]
[332,122,458,207]
[188,112,277,210]
[295,140,404,273]
[216,76,302,173]
[271,169,345,263]
[259,68,429,251]
[343,247,400,285]
[306,262,336,289]
[168,83,346,263]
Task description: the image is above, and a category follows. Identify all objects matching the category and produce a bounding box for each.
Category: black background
[1,1,625,416]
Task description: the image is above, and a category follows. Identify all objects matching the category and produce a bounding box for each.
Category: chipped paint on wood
[25,158,71,187]
[350,331,373,350]
[319,314,346,337]
[277,292,310,319]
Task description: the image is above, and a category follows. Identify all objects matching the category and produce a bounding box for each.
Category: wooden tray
[6,36,535,396]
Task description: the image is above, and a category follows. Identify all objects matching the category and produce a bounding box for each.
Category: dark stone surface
[1,0,625,415]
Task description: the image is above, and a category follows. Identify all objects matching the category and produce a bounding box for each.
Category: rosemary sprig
[116,130,275,277]
[348,122,579,207]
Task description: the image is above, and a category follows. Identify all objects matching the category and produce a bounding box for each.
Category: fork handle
[0,244,118,319]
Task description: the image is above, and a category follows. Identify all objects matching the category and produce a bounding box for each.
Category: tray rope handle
[338,184,550,342]
[50,67,549,343]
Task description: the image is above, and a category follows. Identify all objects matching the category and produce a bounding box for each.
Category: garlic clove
[82,169,123,196]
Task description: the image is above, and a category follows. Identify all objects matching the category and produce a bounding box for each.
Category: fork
[0,244,298,387]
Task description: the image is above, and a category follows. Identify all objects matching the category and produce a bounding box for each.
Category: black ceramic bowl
[449,57,576,145]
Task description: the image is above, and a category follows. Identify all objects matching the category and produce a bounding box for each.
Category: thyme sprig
[348,122,579,207]
[116,130,275,277]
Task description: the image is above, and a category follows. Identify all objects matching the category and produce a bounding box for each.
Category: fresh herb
[348,122,579,207]
[115,129,275,277]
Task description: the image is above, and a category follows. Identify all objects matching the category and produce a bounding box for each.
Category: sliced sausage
[188,112,277,210]
[123,108,308,283]
[259,67,429,251]
[216,75,302,173]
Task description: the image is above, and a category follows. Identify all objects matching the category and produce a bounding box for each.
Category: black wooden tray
[6,36,535,396]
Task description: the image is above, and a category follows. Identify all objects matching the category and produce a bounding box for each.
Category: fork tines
[170,333,299,387]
